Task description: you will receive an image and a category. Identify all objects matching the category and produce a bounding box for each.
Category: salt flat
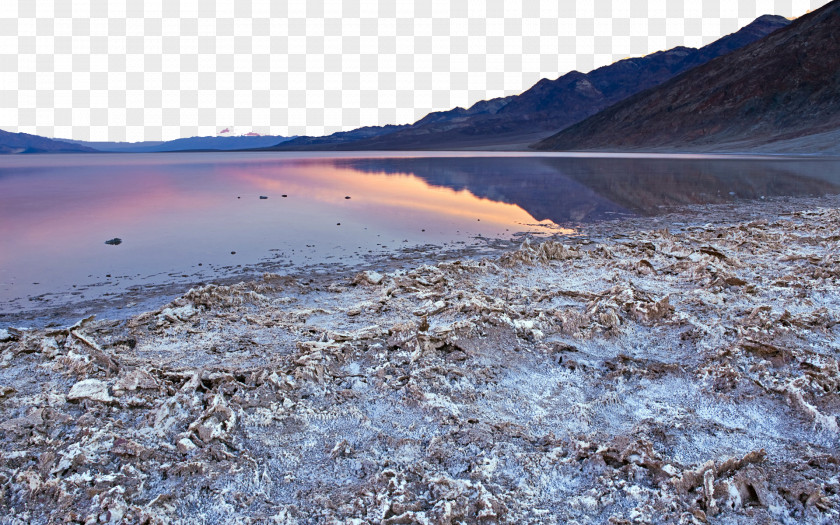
[1,196,839,523]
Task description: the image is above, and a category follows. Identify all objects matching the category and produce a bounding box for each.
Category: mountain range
[535,0,840,152]
[57,135,296,152]
[267,14,789,151]
[0,131,297,155]
[0,129,98,154]
[3,4,840,155]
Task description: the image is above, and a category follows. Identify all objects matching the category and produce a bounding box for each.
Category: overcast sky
[0,0,831,141]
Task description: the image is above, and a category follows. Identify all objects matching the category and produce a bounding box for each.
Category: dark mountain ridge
[268,15,789,151]
[271,125,408,148]
[534,2,840,152]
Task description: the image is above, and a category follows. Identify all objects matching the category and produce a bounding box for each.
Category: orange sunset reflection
[1,153,578,309]
[233,160,567,231]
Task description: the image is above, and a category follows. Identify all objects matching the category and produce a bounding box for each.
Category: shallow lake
[2,152,840,315]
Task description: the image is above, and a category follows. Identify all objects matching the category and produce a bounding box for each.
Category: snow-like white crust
[0,204,839,523]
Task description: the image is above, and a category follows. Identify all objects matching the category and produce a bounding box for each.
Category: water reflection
[1,152,839,311]
[0,153,559,309]
[341,156,840,222]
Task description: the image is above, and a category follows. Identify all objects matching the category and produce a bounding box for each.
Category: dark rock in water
[282,194,288,198]
[345,196,351,199]
[105,238,122,245]
[231,251,236,255]
[259,196,268,199]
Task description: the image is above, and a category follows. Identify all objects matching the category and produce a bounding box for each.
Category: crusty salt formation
[1,205,838,523]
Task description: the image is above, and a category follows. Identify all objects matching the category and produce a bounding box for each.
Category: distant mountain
[265,125,408,150]
[0,129,98,154]
[268,14,789,151]
[56,139,166,152]
[60,135,296,152]
[534,2,840,152]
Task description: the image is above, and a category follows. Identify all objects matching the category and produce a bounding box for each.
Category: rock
[177,437,198,453]
[104,238,122,245]
[157,304,197,324]
[352,270,384,286]
[259,195,268,199]
[0,408,48,433]
[188,393,236,443]
[111,437,149,458]
[67,379,114,403]
[413,300,447,317]
[699,246,727,260]
[113,369,159,393]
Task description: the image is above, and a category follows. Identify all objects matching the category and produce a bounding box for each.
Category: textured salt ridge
[0,204,839,523]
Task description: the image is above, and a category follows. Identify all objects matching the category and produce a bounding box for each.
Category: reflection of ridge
[338,158,631,224]
[339,157,840,222]
[540,158,840,215]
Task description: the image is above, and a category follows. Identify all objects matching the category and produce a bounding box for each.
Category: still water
[1,152,839,312]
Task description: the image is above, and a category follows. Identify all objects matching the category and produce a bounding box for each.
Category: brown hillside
[535,1,840,151]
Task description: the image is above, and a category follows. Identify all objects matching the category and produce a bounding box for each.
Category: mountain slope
[0,129,98,154]
[269,15,789,151]
[267,125,408,150]
[535,2,840,152]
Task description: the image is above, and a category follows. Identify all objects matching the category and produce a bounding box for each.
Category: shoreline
[1,195,839,522]
[0,236,526,330]
[4,193,838,329]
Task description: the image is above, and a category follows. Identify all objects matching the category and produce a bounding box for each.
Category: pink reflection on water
[0,153,559,307]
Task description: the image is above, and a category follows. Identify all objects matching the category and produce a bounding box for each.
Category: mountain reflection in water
[2,152,840,311]
[341,156,840,223]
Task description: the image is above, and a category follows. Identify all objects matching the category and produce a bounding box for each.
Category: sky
[0,0,832,142]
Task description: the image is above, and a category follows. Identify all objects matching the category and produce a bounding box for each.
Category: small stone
[177,437,198,453]
[67,379,114,403]
[352,271,384,286]
[259,195,268,199]
[104,238,122,246]
[114,369,159,393]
